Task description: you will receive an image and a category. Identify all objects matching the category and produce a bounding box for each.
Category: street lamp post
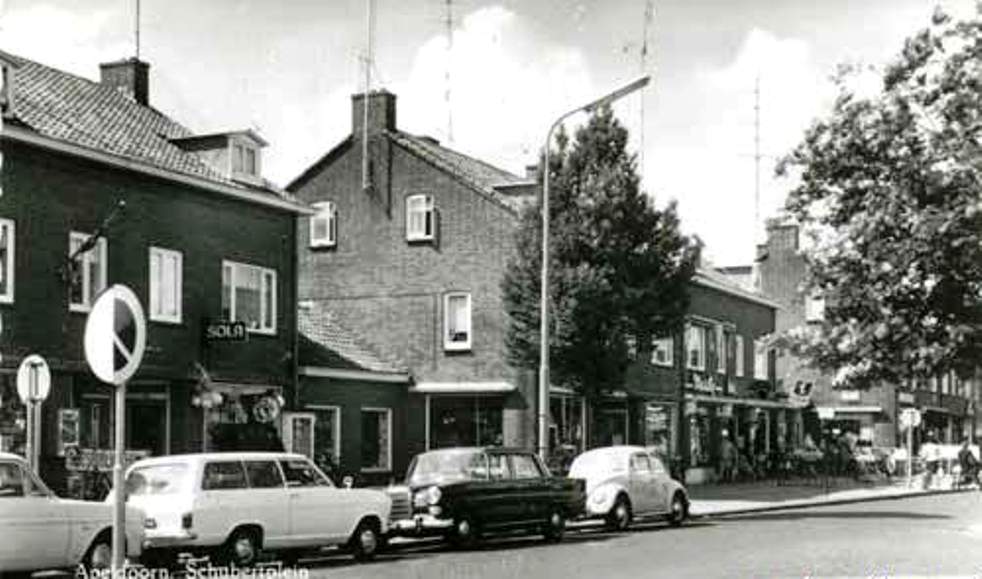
[538,76,651,461]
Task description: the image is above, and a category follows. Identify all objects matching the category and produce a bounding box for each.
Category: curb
[690,486,977,519]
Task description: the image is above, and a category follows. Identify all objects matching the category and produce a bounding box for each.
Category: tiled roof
[693,268,781,309]
[387,131,533,213]
[298,302,408,374]
[3,50,289,197]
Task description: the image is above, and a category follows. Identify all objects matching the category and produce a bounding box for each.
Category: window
[202,461,248,490]
[68,232,107,312]
[651,337,674,367]
[685,325,706,371]
[57,409,79,456]
[406,194,435,241]
[735,335,745,377]
[222,260,277,334]
[510,454,544,479]
[244,461,285,489]
[754,339,769,380]
[309,406,341,471]
[232,143,258,176]
[716,326,726,374]
[444,292,472,351]
[805,295,825,322]
[650,456,667,476]
[279,458,331,487]
[488,453,512,480]
[0,462,23,497]
[361,408,391,471]
[310,202,337,248]
[630,453,652,474]
[149,247,182,323]
[283,413,315,459]
[0,219,13,303]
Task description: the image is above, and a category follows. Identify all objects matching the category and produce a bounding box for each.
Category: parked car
[568,446,689,531]
[0,452,144,575]
[121,452,392,567]
[385,447,586,547]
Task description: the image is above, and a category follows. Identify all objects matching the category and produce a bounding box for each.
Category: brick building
[288,91,537,481]
[756,219,979,448]
[0,51,308,492]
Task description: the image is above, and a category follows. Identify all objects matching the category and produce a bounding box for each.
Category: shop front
[549,387,586,455]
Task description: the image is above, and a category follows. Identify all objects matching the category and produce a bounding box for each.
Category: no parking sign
[83,285,146,386]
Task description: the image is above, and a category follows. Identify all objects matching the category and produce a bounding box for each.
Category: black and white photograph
[0,0,981,577]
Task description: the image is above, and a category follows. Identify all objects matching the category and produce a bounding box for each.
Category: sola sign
[83,285,147,386]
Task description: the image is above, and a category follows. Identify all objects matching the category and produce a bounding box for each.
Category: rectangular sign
[205,320,248,342]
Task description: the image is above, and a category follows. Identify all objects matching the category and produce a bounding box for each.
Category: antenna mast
[754,73,761,242]
[445,0,454,143]
[362,0,374,191]
[135,0,141,60]
[640,0,653,185]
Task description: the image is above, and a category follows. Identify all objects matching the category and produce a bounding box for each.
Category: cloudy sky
[0,0,972,265]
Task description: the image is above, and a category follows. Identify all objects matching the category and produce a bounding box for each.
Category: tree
[502,107,700,401]
[778,7,982,388]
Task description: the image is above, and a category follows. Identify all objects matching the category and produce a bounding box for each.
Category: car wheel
[668,492,688,527]
[351,520,381,562]
[222,528,261,567]
[543,508,566,543]
[605,495,632,532]
[450,515,479,549]
[83,535,112,571]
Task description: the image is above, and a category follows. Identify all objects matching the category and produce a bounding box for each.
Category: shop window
[645,403,674,458]
[0,218,13,303]
[0,376,25,455]
[222,260,277,334]
[310,201,337,248]
[430,397,503,449]
[149,247,182,324]
[686,325,706,371]
[68,232,107,312]
[716,326,726,374]
[57,409,80,456]
[361,408,391,471]
[688,411,712,467]
[444,292,472,351]
[651,337,674,367]
[309,406,341,474]
[753,339,769,380]
[734,335,745,377]
[550,396,584,454]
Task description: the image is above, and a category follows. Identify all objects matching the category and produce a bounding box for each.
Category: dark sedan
[386,447,586,547]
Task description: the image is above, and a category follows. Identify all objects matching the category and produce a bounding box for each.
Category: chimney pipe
[99,58,150,106]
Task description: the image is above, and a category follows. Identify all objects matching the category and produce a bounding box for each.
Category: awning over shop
[816,405,883,415]
[686,393,796,409]
[410,381,516,394]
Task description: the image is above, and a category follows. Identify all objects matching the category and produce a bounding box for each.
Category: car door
[242,460,290,549]
[628,453,658,515]
[509,453,548,523]
[0,460,70,571]
[648,455,673,513]
[479,452,517,526]
[197,460,250,546]
[280,457,353,544]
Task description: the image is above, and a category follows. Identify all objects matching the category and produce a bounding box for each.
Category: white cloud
[649,28,836,266]
[393,5,595,175]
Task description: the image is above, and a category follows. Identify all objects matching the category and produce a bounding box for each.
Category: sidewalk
[688,475,970,517]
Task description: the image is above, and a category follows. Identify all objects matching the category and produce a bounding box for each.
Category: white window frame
[444,292,472,351]
[307,404,342,464]
[406,194,435,242]
[309,201,337,248]
[735,335,745,377]
[805,295,825,323]
[0,218,13,304]
[716,325,726,374]
[148,246,183,324]
[283,412,316,460]
[221,260,277,335]
[230,140,260,178]
[361,407,392,472]
[68,231,107,313]
[685,324,706,371]
[650,336,674,367]
[754,339,769,380]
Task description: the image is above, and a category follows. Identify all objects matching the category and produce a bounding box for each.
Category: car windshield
[126,464,189,496]
[407,450,487,487]
[568,452,622,478]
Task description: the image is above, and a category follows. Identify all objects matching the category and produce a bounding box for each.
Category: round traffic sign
[83,285,147,386]
[17,354,51,403]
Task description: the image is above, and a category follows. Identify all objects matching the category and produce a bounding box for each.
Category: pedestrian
[719,431,737,483]
[957,440,978,489]
[919,433,941,489]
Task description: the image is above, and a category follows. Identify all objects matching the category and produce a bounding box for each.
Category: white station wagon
[569,446,689,531]
[0,452,143,575]
[123,452,392,567]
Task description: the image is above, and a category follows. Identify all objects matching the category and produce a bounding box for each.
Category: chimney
[99,58,150,106]
[352,90,397,138]
[525,164,539,181]
[765,218,800,253]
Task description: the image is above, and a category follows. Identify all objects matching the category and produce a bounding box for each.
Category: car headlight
[426,486,442,505]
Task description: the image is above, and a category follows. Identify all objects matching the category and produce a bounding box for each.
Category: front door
[0,461,69,571]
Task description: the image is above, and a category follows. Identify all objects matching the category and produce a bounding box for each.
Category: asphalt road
[289,491,982,579]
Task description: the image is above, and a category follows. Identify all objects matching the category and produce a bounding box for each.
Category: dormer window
[232,142,259,177]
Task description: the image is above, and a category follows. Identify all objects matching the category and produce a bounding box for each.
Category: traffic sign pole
[24,398,33,472]
[112,380,126,573]
[906,420,913,489]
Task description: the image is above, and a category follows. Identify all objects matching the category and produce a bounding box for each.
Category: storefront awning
[410,381,516,394]
[686,393,795,409]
